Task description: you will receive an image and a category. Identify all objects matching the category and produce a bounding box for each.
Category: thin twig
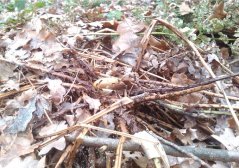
[156,100,234,116]
[114,119,127,168]
[166,100,239,111]
[135,20,157,71]
[139,79,239,101]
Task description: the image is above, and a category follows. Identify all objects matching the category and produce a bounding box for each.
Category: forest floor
[0,0,239,167]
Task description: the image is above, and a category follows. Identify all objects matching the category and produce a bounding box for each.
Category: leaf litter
[0,0,239,168]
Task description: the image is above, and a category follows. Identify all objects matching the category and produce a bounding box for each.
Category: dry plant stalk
[114,119,128,168]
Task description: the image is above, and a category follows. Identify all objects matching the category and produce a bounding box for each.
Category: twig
[143,84,213,102]
[55,144,73,168]
[139,79,239,101]
[0,84,33,100]
[114,119,127,168]
[77,124,208,167]
[156,100,234,116]
[63,70,80,98]
[44,109,53,125]
[68,136,239,163]
[139,69,170,82]
[82,97,133,124]
[165,100,239,111]
[141,71,239,94]
[229,58,239,65]
[134,20,157,71]
[65,128,89,167]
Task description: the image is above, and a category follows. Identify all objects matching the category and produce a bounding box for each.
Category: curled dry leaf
[209,1,227,20]
[148,35,170,51]
[116,18,145,34]
[75,108,91,122]
[95,114,115,138]
[38,122,67,155]
[93,77,126,90]
[46,78,66,105]
[112,31,140,54]
[102,20,119,31]
[112,18,142,58]
[123,151,148,168]
[133,131,170,168]
[16,89,37,105]
[65,108,91,126]
[211,128,239,150]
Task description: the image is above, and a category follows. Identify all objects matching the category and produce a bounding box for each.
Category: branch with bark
[71,136,239,163]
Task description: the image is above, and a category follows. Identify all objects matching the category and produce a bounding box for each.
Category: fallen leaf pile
[0,1,239,168]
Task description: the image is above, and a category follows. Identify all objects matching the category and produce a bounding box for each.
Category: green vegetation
[106,10,122,20]
[1,0,238,53]
[0,0,47,28]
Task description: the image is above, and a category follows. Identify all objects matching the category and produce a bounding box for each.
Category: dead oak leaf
[212,128,239,150]
[82,93,101,112]
[179,2,193,15]
[46,78,66,105]
[0,60,17,81]
[38,122,67,155]
[209,1,227,20]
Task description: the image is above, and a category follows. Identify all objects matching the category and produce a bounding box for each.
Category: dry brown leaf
[171,73,194,85]
[0,60,17,81]
[116,18,145,34]
[46,78,66,105]
[177,93,208,104]
[93,77,126,90]
[179,2,193,15]
[75,108,91,123]
[0,133,34,167]
[16,89,37,105]
[148,35,170,51]
[171,73,208,103]
[220,47,230,60]
[3,19,63,67]
[209,1,227,20]
[211,128,239,150]
[83,93,101,112]
[95,114,115,137]
[112,19,143,57]
[102,20,119,30]
[39,122,67,155]
[112,31,140,54]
